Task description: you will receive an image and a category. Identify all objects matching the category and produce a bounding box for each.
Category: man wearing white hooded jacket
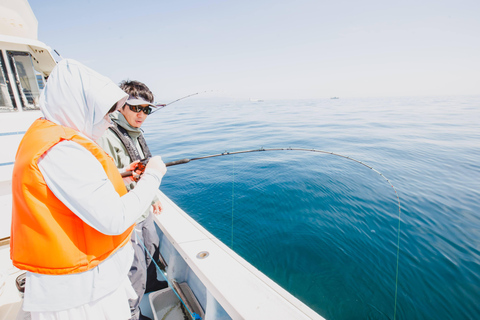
[10,59,167,320]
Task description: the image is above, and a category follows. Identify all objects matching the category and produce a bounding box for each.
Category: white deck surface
[0,244,25,320]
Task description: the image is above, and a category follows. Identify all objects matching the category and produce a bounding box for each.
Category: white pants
[30,277,137,320]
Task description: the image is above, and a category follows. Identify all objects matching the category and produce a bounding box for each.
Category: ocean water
[143,95,480,320]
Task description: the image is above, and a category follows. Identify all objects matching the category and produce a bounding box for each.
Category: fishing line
[168,148,402,318]
[128,147,402,318]
[231,153,235,249]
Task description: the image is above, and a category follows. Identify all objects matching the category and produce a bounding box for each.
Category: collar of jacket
[110,111,143,139]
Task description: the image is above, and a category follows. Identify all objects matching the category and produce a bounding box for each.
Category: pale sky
[29,0,480,100]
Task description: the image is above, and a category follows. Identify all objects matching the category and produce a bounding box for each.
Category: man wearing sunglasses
[97,80,166,320]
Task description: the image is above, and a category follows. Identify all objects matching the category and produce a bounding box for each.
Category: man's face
[120,104,149,128]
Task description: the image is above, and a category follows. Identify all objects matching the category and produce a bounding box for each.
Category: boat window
[7,51,45,111]
[0,51,17,112]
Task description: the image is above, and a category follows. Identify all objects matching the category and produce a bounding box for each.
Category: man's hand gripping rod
[121,157,191,180]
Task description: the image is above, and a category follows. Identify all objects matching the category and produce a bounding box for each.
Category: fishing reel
[121,157,150,182]
[131,157,150,182]
[135,157,150,173]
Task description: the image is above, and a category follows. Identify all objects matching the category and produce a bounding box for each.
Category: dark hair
[119,80,154,103]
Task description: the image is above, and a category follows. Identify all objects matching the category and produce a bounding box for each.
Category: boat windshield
[0,52,16,112]
[1,51,45,112]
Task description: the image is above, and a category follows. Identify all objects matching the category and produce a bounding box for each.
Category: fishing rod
[123,147,402,208]
[151,90,213,114]
[123,147,403,319]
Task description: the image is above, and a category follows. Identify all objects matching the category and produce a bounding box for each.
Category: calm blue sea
[143,95,480,320]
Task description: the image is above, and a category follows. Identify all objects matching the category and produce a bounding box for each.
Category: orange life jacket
[10,118,134,275]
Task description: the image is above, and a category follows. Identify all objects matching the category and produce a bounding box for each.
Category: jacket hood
[40,59,128,140]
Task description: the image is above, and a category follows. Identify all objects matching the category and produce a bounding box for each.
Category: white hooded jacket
[40,59,127,140]
[23,59,163,314]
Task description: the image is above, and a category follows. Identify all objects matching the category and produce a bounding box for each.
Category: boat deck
[0,240,27,320]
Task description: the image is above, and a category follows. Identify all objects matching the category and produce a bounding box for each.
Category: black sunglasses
[127,104,152,115]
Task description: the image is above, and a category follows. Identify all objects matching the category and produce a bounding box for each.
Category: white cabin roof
[0,0,38,40]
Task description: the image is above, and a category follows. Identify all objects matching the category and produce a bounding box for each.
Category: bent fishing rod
[123,147,403,319]
[123,147,401,209]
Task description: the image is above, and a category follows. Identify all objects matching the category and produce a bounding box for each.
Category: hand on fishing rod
[143,156,167,180]
[125,160,142,174]
[121,160,142,181]
[121,158,151,180]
